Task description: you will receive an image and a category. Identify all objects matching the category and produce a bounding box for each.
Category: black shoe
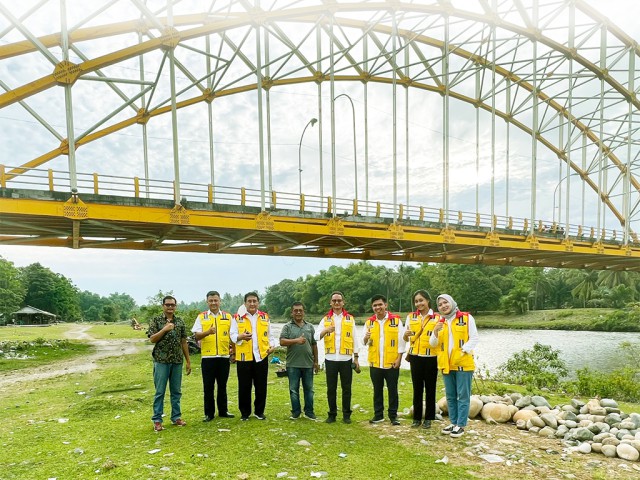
[219,413,235,418]
[290,413,301,420]
[422,420,432,429]
[390,418,400,426]
[342,417,352,424]
[254,414,266,420]
[325,416,336,424]
[240,416,249,421]
[369,416,384,424]
[304,413,317,420]
[203,415,214,422]
[411,420,421,427]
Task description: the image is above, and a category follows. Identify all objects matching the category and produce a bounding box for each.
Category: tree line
[1,256,639,323]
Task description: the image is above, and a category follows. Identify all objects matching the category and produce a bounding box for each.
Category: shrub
[494,342,568,391]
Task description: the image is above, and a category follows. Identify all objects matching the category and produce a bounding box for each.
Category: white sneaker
[441,424,455,435]
[450,426,465,438]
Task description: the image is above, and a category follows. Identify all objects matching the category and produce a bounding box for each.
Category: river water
[271,324,640,376]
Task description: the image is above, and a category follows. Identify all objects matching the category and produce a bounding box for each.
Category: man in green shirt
[279,302,319,420]
[147,295,191,432]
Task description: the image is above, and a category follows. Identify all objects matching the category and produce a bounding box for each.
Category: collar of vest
[326,309,351,318]
[367,313,400,322]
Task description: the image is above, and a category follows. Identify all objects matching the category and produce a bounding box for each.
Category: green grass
[474,308,616,330]
[0,339,92,372]
[0,352,478,480]
[0,323,76,340]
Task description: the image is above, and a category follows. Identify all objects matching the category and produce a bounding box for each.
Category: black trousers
[236,359,269,417]
[201,357,231,418]
[369,366,400,419]
[408,355,438,421]
[325,359,353,417]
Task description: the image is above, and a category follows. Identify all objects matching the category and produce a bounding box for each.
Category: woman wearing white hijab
[429,294,479,438]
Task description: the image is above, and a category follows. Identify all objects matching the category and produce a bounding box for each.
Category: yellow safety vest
[405,311,439,356]
[366,314,402,368]
[198,310,232,357]
[322,311,355,355]
[235,311,270,361]
[434,312,475,374]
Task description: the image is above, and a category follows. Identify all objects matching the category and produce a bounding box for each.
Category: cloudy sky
[1,0,639,306]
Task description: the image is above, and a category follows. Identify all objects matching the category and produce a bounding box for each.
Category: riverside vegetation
[2,324,640,479]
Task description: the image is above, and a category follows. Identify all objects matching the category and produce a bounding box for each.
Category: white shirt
[314,310,359,362]
[230,311,278,363]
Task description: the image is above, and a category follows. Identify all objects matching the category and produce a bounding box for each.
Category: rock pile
[437,394,640,462]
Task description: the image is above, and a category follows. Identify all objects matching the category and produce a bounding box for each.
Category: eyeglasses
[163,303,176,307]
[331,299,343,303]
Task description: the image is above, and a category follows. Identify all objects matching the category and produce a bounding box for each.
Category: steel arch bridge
[1,0,639,270]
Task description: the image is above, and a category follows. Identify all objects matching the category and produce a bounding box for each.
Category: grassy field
[2,324,639,479]
[1,351,476,480]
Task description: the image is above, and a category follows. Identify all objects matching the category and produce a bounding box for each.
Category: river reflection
[271,324,640,376]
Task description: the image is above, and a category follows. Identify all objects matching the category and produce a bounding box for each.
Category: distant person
[403,290,439,428]
[230,292,277,421]
[362,294,405,426]
[147,295,191,432]
[315,291,359,424]
[430,294,479,439]
[279,302,319,420]
[191,290,235,422]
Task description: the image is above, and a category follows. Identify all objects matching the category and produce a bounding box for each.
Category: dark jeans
[201,357,231,418]
[408,355,438,421]
[236,359,269,417]
[369,366,399,419]
[325,359,353,417]
[287,366,314,416]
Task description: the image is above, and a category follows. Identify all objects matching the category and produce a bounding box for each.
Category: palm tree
[597,270,630,289]
[392,263,413,312]
[571,271,599,307]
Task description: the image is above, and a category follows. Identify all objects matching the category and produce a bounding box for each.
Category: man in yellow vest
[230,292,277,421]
[191,290,235,422]
[315,291,360,424]
[362,294,405,426]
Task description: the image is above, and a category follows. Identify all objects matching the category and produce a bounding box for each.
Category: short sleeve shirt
[280,320,317,368]
[147,315,187,364]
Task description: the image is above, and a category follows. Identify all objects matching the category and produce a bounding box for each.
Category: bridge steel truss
[0,0,639,270]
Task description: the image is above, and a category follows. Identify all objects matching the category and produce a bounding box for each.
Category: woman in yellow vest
[430,294,479,439]
[403,290,438,429]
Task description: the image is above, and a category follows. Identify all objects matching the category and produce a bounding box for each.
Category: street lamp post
[298,117,318,197]
[334,93,358,202]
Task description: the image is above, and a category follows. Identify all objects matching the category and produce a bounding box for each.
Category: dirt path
[0,325,148,389]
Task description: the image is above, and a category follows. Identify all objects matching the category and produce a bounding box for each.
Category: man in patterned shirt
[148,295,192,432]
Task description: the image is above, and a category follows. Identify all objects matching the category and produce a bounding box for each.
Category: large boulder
[513,409,539,423]
[469,396,484,418]
[586,399,607,416]
[515,395,532,408]
[601,444,617,458]
[572,427,595,442]
[616,443,640,462]
[481,403,512,423]
[437,397,448,415]
[540,413,558,429]
[600,398,618,409]
[531,395,551,408]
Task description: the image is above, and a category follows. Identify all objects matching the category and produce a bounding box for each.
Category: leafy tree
[391,263,414,312]
[0,256,26,318]
[264,278,301,316]
[108,292,137,321]
[499,285,530,314]
[597,270,630,290]
[21,263,81,321]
